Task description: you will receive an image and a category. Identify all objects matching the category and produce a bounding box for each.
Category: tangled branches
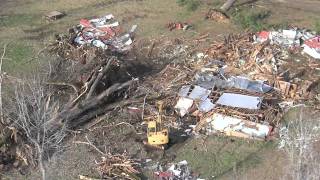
[96,152,141,180]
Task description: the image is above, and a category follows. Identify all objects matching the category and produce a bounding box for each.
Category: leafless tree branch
[0,44,7,124]
[280,108,320,180]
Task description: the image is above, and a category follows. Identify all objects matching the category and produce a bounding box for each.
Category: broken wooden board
[44,11,65,21]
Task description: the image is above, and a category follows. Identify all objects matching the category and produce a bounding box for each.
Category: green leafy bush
[233,10,271,31]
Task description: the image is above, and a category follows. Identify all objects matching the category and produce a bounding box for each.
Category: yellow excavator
[147,101,169,148]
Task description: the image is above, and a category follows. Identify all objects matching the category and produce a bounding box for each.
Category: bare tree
[0,44,7,124]
[9,77,66,180]
[279,108,320,180]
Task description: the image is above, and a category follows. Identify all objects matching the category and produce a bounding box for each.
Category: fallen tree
[2,51,140,179]
[220,0,237,12]
[0,22,189,177]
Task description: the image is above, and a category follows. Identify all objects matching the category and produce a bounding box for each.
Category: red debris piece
[80,19,92,28]
[257,31,270,41]
[167,22,191,31]
[304,36,320,49]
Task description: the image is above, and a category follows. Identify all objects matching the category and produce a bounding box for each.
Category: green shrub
[177,0,188,6]
[186,0,200,11]
[233,10,271,31]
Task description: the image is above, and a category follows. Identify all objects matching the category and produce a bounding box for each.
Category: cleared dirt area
[1,0,320,180]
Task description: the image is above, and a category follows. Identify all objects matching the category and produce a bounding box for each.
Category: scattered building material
[163,29,320,140]
[255,29,319,60]
[303,44,320,59]
[229,76,273,93]
[303,36,320,59]
[53,14,137,54]
[199,98,215,113]
[188,85,211,100]
[25,19,320,178]
[207,113,272,139]
[216,93,263,109]
[154,160,200,180]
[175,97,194,117]
[167,22,191,31]
[275,80,297,98]
[175,85,212,117]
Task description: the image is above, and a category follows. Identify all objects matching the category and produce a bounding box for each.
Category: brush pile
[96,152,141,180]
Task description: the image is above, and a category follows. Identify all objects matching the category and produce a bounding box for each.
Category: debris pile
[303,36,320,59]
[154,160,201,180]
[96,152,141,180]
[141,30,320,140]
[205,113,272,140]
[255,29,320,59]
[5,13,165,175]
[51,14,137,62]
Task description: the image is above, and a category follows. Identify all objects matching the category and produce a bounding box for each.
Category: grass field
[1,0,319,75]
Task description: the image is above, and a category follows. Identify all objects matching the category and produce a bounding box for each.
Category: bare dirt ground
[1,0,320,179]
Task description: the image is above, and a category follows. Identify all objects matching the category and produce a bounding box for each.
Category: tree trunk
[46,80,136,131]
[220,0,237,12]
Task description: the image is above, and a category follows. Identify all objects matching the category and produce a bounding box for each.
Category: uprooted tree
[0,33,184,178]
[1,54,140,179]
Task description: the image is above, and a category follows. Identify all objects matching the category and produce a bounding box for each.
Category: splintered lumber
[97,153,141,180]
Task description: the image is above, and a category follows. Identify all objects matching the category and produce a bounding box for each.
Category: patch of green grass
[177,0,188,6]
[232,10,271,31]
[269,21,289,30]
[314,21,320,34]
[0,14,40,27]
[174,135,267,179]
[2,42,34,73]
[176,0,200,11]
[210,0,224,7]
